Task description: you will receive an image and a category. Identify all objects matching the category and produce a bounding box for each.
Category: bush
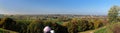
[0,17,17,31]
[112,23,120,33]
[93,20,104,29]
[88,22,94,30]
[15,20,31,33]
[27,19,44,33]
[54,23,68,33]
[67,18,78,33]
[77,20,94,32]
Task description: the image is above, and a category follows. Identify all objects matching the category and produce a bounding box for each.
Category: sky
[0,0,120,15]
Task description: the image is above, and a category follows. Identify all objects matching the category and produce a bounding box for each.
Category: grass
[56,22,63,24]
[94,27,107,33]
[94,24,113,33]
[0,28,18,33]
[94,22,120,33]
[78,26,107,33]
[78,23,115,33]
[0,28,9,33]
[78,30,94,33]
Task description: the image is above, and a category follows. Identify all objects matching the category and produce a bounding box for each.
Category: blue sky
[0,0,120,15]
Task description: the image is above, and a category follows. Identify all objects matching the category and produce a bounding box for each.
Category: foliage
[44,20,68,33]
[0,16,105,33]
[0,28,9,33]
[0,17,17,31]
[94,27,107,33]
[27,19,44,33]
[15,20,31,33]
[94,22,120,33]
[67,18,78,33]
[77,20,94,32]
[108,6,119,22]
[93,19,103,29]
[111,22,120,33]
[0,28,18,33]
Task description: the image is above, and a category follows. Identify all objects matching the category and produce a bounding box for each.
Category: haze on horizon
[0,0,120,15]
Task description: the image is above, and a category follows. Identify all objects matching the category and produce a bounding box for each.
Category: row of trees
[67,18,104,33]
[0,17,68,33]
[0,17,105,33]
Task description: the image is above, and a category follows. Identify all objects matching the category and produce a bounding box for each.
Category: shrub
[77,20,94,32]
[77,20,89,32]
[88,22,94,30]
[15,20,31,33]
[27,19,44,33]
[0,17,17,31]
[67,18,78,33]
[112,23,120,33]
[93,20,104,29]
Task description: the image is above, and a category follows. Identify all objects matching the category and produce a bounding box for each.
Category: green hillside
[0,28,18,33]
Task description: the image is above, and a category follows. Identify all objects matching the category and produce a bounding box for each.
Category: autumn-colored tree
[75,18,99,32]
[67,18,78,33]
[93,19,103,29]
[77,20,94,32]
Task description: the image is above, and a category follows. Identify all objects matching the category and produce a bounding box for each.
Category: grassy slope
[94,27,107,33]
[94,22,120,33]
[78,22,117,33]
[78,26,106,33]
[0,28,18,33]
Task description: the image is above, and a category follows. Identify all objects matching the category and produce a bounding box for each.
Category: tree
[27,19,44,33]
[108,6,120,23]
[67,18,78,33]
[0,17,16,31]
[77,20,94,32]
